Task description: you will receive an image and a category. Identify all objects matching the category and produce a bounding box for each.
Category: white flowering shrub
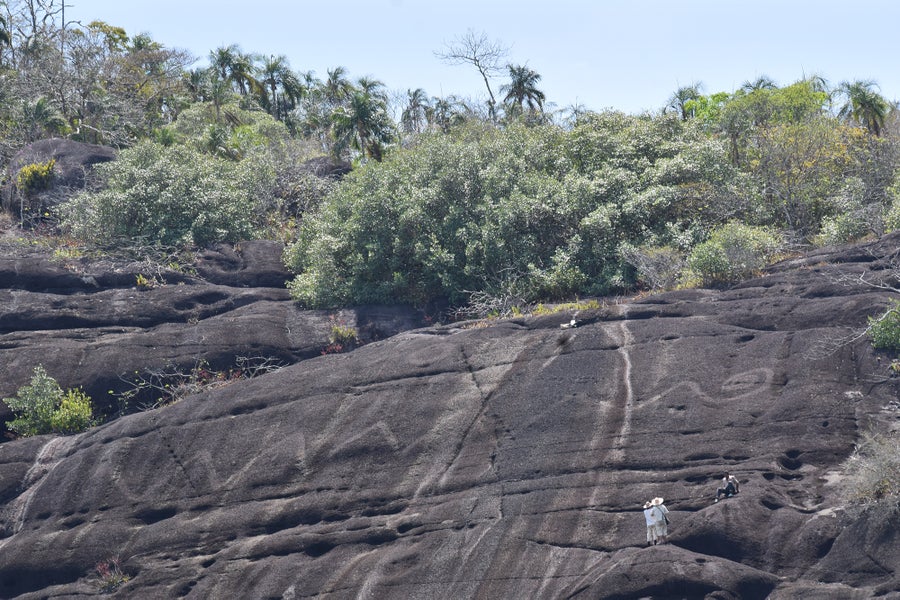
[61,141,272,247]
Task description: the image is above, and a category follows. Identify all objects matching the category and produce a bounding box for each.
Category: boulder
[2,138,116,218]
[0,233,898,598]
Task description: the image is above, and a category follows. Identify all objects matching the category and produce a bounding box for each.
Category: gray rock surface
[0,233,898,599]
[0,238,425,423]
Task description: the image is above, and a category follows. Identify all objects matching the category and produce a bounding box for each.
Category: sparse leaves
[840,431,900,516]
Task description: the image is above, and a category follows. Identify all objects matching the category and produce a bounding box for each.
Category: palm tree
[324,66,353,108]
[356,76,387,102]
[332,89,394,161]
[209,45,236,83]
[798,73,833,110]
[500,64,545,113]
[740,75,778,93]
[838,80,890,136]
[22,97,68,141]
[230,51,259,96]
[401,88,430,134]
[280,70,307,115]
[209,45,258,96]
[667,83,703,120]
[208,74,232,123]
[427,96,460,132]
[259,54,293,119]
[183,68,210,103]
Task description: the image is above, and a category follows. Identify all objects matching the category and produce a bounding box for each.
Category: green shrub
[49,388,95,434]
[686,222,782,286]
[839,431,900,516]
[286,114,738,308]
[2,365,94,436]
[869,301,900,352]
[60,141,272,247]
[817,212,871,245]
[885,196,900,233]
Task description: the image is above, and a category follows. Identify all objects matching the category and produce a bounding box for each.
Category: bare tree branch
[435,29,508,120]
[804,245,900,358]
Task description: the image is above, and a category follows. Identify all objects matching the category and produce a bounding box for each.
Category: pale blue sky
[66,0,900,115]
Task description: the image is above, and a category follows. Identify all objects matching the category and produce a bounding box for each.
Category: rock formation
[1,139,117,218]
[0,231,897,599]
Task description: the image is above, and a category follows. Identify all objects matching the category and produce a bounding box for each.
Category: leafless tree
[435,29,508,120]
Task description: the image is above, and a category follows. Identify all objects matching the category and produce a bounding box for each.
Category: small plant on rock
[2,365,94,437]
[117,356,285,411]
[95,556,130,592]
[322,315,359,354]
[869,300,900,353]
[135,273,159,290]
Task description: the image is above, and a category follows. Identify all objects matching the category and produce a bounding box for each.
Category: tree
[436,29,508,120]
[401,88,429,134]
[750,116,851,234]
[501,64,545,114]
[332,88,394,161]
[717,80,830,166]
[21,95,66,140]
[0,12,11,65]
[3,365,93,437]
[323,66,353,107]
[740,75,778,93]
[209,44,257,96]
[667,83,702,120]
[838,80,890,136]
[427,95,464,132]
[258,54,295,119]
[356,76,387,101]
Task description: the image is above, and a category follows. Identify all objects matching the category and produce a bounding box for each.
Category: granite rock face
[0,239,425,423]
[0,234,898,599]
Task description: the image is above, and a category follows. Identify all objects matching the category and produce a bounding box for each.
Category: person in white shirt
[643,501,658,546]
[715,472,740,502]
[649,497,670,543]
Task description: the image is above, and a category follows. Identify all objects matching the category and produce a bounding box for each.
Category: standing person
[650,497,670,544]
[643,501,658,546]
[715,472,740,502]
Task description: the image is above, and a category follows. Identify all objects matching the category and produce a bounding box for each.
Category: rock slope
[0,233,898,599]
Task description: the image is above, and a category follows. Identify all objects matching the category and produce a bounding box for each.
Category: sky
[64,0,900,116]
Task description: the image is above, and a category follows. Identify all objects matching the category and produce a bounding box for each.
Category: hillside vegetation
[0,2,898,314]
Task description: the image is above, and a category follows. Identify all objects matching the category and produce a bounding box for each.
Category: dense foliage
[285,115,741,306]
[61,141,266,245]
[686,223,782,286]
[0,1,899,313]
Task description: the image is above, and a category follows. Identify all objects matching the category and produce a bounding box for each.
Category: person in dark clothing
[715,472,740,502]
